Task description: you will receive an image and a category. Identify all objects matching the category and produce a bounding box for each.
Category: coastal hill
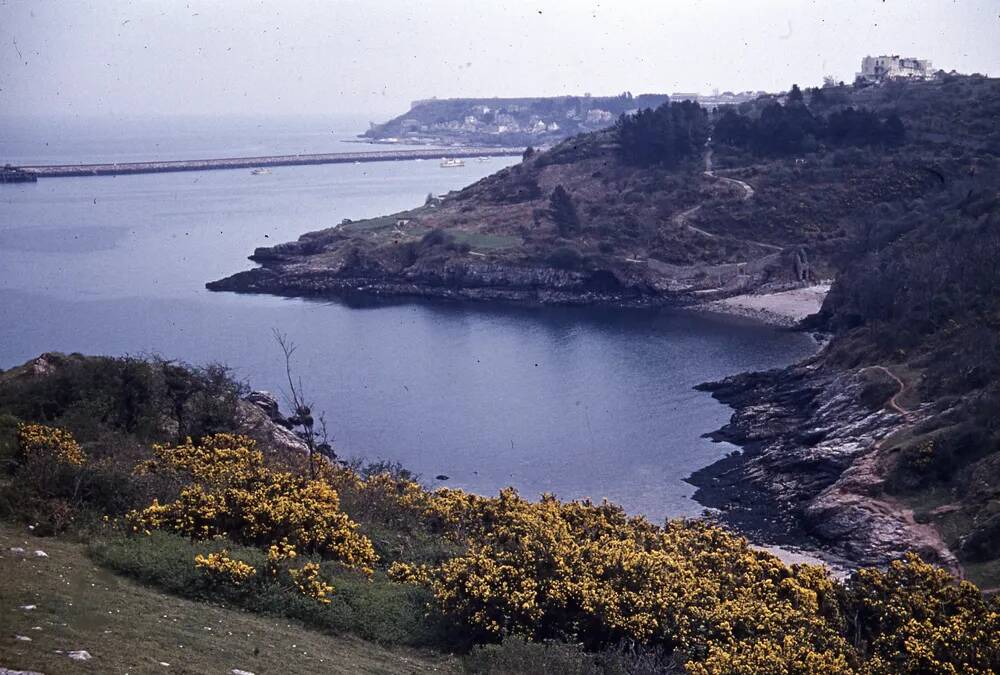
[209,74,1000,588]
[362,93,669,147]
[361,92,766,148]
[209,79,976,307]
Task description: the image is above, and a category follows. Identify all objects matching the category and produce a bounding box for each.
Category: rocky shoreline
[688,359,960,574]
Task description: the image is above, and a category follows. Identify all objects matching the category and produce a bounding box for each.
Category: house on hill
[857,55,933,82]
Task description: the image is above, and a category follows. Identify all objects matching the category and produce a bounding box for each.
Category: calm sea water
[0,117,816,522]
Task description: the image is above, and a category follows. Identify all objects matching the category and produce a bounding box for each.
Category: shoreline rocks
[689,360,960,573]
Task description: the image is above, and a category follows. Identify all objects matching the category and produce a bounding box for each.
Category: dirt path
[865,365,910,418]
[850,366,961,573]
[703,147,755,199]
[673,147,778,251]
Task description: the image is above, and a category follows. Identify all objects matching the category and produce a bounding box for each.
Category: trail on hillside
[671,147,779,252]
[866,365,910,417]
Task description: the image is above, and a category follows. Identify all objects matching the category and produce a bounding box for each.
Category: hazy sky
[1,0,998,120]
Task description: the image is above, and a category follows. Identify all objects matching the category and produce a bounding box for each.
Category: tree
[714,110,753,148]
[615,100,708,167]
[273,330,331,477]
[787,83,804,103]
[883,113,905,146]
[548,185,579,237]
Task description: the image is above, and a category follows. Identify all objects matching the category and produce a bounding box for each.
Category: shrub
[194,550,257,587]
[846,554,1000,673]
[127,434,377,571]
[18,422,86,467]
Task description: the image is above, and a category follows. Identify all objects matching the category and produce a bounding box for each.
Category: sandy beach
[695,283,831,327]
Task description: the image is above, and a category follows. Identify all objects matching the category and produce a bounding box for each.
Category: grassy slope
[0,523,457,675]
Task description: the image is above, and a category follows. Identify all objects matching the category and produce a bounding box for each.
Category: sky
[1,0,998,121]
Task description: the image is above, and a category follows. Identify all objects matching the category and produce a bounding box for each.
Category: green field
[0,523,457,675]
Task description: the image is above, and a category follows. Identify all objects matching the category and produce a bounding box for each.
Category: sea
[0,114,816,522]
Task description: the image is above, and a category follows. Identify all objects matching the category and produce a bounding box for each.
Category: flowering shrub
[194,551,257,586]
[266,538,298,576]
[17,423,86,467]
[379,485,999,674]
[127,434,376,573]
[848,554,1000,674]
[290,561,335,604]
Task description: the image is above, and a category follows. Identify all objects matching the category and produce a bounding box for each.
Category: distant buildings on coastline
[364,92,766,147]
[857,55,933,83]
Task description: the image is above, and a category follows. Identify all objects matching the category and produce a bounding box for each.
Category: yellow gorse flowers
[194,551,257,586]
[17,423,86,466]
[127,434,376,572]
[125,434,373,604]
[23,425,996,670]
[374,480,999,674]
[290,562,335,604]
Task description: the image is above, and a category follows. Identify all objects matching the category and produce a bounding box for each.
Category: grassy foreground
[0,523,457,674]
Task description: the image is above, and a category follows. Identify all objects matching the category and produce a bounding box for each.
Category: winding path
[865,365,910,418]
[672,147,780,252]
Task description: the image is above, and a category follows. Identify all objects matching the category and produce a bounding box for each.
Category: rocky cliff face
[691,359,960,572]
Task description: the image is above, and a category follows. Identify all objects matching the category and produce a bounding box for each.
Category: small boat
[477,156,491,163]
[440,158,465,168]
[250,167,271,175]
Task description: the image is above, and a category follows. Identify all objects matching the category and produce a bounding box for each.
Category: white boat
[440,158,465,168]
[250,167,271,175]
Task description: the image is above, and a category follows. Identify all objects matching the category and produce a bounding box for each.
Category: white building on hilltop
[858,55,933,82]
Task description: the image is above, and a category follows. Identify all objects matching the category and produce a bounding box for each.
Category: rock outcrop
[691,359,959,572]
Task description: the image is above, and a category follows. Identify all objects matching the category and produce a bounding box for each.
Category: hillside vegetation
[210,76,998,306]
[0,354,998,674]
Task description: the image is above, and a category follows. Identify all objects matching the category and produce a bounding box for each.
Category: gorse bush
[365,476,998,674]
[194,550,257,586]
[17,422,86,467]
[7,421,999,672]
[127,434,377,572]
[388,489,854,672]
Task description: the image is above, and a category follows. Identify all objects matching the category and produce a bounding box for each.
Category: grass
[448,231,522,250]
[963,559,1000,593]
[88,529,452,650]
[339,215,404,236]
[0,522,458,674]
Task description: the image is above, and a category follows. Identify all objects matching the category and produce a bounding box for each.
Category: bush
[0,354,246,444]
[463,637,597,674]
[127,434,377,570]
[0,413,18,472]
[463,637,680,674]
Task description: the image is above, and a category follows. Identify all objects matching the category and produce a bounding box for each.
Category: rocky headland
[690,359,960,573]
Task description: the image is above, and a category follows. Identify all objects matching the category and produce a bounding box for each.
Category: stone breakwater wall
[19,147,525,178]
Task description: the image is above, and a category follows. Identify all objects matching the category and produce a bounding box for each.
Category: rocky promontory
[691,359,960,572]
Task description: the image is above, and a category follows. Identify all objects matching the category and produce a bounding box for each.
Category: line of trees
[615,100,709,167]
[714,101,905,156]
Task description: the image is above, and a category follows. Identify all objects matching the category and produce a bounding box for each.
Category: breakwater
[17,147,525,178]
